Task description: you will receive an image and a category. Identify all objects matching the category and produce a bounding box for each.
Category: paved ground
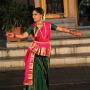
[0,66,90,90]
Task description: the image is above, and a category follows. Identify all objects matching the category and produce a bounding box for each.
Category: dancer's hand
[6,32,15,38]
[70,31,81,37]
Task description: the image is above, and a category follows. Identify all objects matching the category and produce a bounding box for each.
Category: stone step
[46,18,75,28]
[0,54,90,70]
[46,18,75,24]
[1,43,90,58]
[51,55,90,68]
[6,27,90,48]
[50,28,90,39]
[7,37,90,48]
[26,29,90,42]
[51,43,90,55]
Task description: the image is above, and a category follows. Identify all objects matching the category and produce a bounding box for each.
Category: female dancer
[7,7,81,90]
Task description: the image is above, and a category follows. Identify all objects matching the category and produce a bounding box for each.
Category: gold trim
[46,14,62,18]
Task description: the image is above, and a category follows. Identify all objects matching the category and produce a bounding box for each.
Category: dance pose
[6,7,81,90]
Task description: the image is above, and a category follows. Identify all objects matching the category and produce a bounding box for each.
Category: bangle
[14,33,16,38]
[70,30,74,34]
[69,30,71,33]
[63,28,70,33]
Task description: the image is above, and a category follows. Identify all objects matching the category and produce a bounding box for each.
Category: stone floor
[0,66,90,90]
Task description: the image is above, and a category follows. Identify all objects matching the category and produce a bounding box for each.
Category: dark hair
[33,7,44,15]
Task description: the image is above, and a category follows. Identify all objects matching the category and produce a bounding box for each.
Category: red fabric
[23,21,51,85]
[33,21,51,42]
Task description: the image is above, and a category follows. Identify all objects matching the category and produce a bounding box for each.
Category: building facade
[33,0,90,26]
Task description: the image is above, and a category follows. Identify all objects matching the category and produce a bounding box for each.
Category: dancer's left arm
[51,24,81,36]
[56,26,81,36]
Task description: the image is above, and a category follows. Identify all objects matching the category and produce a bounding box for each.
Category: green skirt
[33,54,50,90]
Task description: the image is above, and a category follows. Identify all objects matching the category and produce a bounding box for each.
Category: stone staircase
[0,18,90,90]
[0,18,90,70]
[0,27,90,70]
[46,18,76,28]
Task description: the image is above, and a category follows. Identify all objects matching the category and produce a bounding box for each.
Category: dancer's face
[32,10,43,22]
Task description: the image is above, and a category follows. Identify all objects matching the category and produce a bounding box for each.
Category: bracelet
[63,28,70,33]
[70,31,75,35]
[69,30,71,33]
[14,33,16,38]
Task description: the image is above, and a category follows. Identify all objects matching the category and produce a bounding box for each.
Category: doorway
[78,0,90,26]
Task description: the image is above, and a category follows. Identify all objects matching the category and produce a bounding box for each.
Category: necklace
[39,22,46,39]
[34,22,47,39]
[36,21,43,28]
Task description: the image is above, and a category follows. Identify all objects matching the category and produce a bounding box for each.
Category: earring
[43,14,45,21]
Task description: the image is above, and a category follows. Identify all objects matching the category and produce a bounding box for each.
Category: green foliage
[0,0,34,31]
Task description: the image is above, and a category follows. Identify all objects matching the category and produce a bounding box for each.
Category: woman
[7,7,81,90]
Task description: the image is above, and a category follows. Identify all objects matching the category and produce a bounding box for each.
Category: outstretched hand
[70,31,81,37]
[6,32,14,38]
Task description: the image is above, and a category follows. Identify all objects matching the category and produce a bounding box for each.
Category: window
[41,0,65,18]
[78,0,90,26]
[46,0,64,14]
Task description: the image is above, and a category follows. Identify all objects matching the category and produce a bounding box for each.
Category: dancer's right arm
[15,32,29,39]
[6,32,29,39]
[6,25,34,39]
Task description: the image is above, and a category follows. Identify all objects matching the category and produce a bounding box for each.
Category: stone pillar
[34,0,40,7]
[69,0,76,17]
[63,0,69,17]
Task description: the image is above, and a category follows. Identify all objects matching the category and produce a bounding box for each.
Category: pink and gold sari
[24,22,51,90]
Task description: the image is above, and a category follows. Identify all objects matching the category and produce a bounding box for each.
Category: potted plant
[0,0,34,42]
